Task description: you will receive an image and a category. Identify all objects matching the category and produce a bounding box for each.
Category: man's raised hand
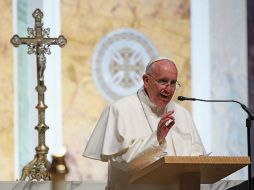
[157,111,175,144]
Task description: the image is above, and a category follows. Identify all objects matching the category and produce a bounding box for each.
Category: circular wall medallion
[92,28,158,102]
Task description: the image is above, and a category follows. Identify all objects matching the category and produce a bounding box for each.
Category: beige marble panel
[62,0,191,180]
[0,0,14,180]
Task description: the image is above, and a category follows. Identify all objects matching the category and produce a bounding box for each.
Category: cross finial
[10,8,67,81]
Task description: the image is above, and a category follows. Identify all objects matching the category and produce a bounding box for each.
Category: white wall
[191,0,248,179]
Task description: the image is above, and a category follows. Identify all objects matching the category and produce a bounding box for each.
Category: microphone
[178,95,254,190]
[178,96,197,101]
[177,96,254,119]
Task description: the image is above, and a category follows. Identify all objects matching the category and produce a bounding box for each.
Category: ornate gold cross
[10,8,67,181]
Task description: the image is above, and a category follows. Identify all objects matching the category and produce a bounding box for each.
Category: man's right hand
[157,111,175,144]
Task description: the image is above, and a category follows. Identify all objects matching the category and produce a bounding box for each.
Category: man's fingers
[160,116,175,127]
[157,111,175,144]
[166,121,175,129]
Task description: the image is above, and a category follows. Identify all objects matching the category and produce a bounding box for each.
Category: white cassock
[83,88,206,190]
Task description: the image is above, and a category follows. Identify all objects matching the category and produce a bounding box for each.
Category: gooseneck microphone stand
[178,96,254,190]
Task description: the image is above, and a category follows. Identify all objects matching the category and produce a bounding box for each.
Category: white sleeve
[120,131,166,163]
[84,100,167,163]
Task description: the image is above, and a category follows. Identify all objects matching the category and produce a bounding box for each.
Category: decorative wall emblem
[92,28,158,101]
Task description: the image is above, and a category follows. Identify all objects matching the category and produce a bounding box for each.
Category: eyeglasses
[146,73,181,89]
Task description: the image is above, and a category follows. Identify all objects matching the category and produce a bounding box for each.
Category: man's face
[143,60,178,108]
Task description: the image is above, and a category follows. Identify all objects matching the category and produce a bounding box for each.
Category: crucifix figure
[10,8,67,181]
[11,9,66,82]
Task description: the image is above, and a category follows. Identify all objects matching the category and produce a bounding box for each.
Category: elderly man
[83,57,205,190]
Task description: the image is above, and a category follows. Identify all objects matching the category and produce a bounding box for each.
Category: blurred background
[0,0,253,182]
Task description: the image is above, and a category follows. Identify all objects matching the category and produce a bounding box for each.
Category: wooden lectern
[129,156,250,190]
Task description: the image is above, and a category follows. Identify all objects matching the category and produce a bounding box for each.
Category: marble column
[191,0,248,179]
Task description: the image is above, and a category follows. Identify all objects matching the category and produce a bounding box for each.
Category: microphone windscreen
[177,96,184,101]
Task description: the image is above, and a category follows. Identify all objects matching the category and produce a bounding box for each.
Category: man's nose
[162,86,174,93]
[164,83,175,91]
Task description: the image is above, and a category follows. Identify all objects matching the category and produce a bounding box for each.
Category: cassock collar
[137,87,174,116]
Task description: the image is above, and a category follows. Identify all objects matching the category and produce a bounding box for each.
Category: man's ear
[143,74,149,88]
